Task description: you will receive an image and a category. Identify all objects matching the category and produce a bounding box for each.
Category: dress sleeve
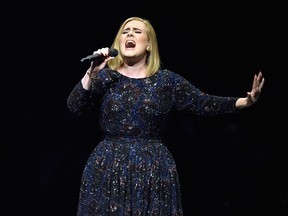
[67,68,120,115]
[172,72,239,116]
[66,80,94,115]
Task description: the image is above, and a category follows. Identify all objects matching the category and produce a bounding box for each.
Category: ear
[146,42,151,51]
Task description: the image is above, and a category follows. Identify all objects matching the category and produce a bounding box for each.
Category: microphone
[80,48,118,62]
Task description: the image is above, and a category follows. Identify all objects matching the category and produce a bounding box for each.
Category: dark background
[2,2,287,216]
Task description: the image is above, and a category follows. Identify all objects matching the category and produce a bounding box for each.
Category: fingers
[89,47,111,69]
[258,72,265,89]
[93,47,110,56]
[253,71,265,90]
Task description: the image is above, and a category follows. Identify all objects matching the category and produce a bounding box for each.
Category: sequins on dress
[67,68,238,216]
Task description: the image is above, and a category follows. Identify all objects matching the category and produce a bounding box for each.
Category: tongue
[126,41,135,48]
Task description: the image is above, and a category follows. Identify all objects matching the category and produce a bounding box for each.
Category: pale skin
[81,20,265,109]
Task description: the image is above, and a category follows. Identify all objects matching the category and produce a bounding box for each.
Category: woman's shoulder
[158,69,187,81]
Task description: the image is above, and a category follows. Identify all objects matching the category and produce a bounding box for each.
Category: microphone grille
[109,48,118,57]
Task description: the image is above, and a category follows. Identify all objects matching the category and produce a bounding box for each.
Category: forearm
[67,80,92,115]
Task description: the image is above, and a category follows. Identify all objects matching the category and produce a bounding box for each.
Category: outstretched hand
[247,71,265,106]
[235,71,265,109]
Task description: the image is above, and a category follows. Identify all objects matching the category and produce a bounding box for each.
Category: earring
[146,46,150,52]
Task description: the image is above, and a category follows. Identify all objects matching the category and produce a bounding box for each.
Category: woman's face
[119,20,149,60]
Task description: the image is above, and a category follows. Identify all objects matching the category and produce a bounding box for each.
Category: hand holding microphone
[81,48,118,62]
[83,48,118,79]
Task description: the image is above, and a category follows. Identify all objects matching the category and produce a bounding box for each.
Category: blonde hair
[107,17,161,77]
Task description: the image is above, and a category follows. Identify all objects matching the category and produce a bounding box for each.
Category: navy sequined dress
[67,68,238,216]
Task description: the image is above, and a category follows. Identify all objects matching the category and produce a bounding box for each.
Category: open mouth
[125,40,136,48]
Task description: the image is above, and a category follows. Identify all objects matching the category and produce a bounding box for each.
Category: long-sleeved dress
[67,68,239,216]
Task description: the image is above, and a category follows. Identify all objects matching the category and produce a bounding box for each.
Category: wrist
[86,69,94,79]
[86,68,96,79]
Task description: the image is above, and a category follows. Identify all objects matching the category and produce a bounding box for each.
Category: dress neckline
[118,71,159,81]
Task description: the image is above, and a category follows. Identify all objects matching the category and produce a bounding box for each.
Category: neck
[119,61,147,78]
